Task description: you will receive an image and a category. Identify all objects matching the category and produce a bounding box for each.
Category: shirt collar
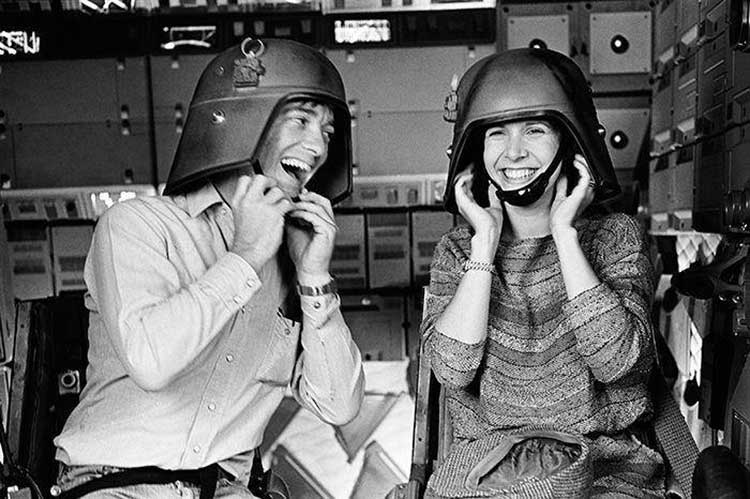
[184,182,225,218]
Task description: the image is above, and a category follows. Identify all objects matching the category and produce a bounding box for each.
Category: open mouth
[280,157,313,183]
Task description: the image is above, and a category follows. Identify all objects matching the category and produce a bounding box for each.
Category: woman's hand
[454,172,503,261]
[550,154,595,235]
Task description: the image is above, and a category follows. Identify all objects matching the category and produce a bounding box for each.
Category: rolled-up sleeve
[291,292,364,425]
[87,201,262,391]
[564,215,656,384]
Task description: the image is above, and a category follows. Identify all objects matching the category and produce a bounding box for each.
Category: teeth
[280,158,312,172]
[503,169,535,180]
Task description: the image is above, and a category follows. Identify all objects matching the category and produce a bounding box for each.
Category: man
[52,38,365,499]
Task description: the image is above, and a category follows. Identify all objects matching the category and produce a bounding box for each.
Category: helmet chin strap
[490,146,565,207]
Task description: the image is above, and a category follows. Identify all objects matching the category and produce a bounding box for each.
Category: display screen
[160,25,218,51]
[0,30,40,57]
[78,0,134,13]
[334,19,391,44]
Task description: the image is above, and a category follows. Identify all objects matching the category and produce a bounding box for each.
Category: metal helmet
[163,38,352,205]
[443,48,620,213]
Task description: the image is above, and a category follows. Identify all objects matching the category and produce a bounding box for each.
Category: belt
[55,464,221,499]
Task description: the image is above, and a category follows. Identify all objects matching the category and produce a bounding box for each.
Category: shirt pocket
[255,310,301,386]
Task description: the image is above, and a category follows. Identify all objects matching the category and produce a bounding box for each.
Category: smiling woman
[421,48,666,498]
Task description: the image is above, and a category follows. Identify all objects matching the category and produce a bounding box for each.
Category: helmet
[443,48,620,213]
[164,38,352,205]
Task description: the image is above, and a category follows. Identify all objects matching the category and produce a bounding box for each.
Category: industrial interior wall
[0,45,496,189]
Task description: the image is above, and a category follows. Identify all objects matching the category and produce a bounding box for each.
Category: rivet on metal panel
[211,110,226,124]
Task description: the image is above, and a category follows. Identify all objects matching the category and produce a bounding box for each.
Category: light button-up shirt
[55,184,364,481]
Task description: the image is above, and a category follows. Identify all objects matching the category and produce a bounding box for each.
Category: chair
[388,290,704,499]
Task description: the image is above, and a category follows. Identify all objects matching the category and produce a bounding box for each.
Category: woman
[422,49,665,498]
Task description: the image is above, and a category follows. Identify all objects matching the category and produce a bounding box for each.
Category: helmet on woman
[443,48,620,212]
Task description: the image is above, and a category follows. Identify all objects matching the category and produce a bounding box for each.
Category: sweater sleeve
[421,229,486,389]
[563,214,656,384]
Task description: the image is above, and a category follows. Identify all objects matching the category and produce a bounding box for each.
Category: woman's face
[482,119,562,192]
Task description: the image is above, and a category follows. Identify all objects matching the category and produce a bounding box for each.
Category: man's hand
[285,189,337,282]
[230,175,294,273]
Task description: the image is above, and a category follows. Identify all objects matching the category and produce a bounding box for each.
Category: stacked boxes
[649,0,702,232]
[331,206,455,290]
[51,225,94,293]
[367,211,410,288]
[410,211,454,287]
[331,213,367,290]
[341,294,406,361]
[1,185,155,299]
[5,224,54,300]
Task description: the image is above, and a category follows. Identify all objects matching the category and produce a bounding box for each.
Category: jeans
[56,465,259,499]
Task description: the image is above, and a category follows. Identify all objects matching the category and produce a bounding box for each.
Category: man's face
[482,119,561,192]
[255,101,335,198]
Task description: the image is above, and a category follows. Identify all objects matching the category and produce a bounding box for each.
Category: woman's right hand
[454,173,503,260]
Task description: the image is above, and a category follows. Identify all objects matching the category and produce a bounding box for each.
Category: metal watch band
[297,279,338,296]
[462,260,497,276]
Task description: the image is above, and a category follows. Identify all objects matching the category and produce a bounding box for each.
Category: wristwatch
[297,279,338,296]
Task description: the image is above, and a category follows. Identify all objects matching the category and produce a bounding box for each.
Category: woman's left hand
[550,154,595,234]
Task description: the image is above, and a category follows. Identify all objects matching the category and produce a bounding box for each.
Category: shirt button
[233,295,243,304]
[208,403,216,411]
[226,354,234,363]
[246,280,254,287]
[284,329,291,336]
[193,445,201,453]
[313,301,321,310]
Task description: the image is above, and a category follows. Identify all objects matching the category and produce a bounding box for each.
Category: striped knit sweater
[423,212,665,497]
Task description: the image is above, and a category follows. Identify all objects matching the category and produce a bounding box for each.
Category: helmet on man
[164,38,352,205]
